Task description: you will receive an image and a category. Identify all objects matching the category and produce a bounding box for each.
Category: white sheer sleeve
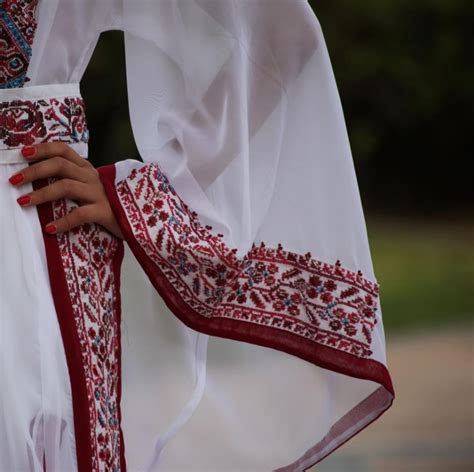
[27,0,121,86]
[97,1,394,470]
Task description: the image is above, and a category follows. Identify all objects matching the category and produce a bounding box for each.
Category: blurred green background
[82,0,473,335]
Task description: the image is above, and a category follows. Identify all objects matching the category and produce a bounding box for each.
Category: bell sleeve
[98,1,394,470]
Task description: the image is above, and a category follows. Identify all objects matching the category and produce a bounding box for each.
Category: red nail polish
[22,146,36,158]
[17,195,31,206]
[45,223,57,234]
[9,173,24,185]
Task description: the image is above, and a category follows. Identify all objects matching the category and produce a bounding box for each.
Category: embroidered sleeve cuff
[98,162,393,397]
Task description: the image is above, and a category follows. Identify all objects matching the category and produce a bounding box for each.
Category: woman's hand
[8,143,123,239]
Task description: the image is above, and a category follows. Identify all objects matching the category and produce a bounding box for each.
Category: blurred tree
[312,0,474,214]
[82,31,138,166]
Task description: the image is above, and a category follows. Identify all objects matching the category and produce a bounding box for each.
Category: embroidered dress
[0,1,394,471]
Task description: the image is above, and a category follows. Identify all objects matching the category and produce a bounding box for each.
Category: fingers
[44,205,97,234]
[16,179,93,207]
[21,143,89,167]
[9,156,91,187]
[10,143,122,238]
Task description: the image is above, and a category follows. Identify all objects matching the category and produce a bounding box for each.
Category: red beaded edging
[99,162,394,470]
[111,163,380,359]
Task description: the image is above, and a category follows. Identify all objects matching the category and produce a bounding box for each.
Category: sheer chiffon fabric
[119,1,392,469]
[0,1,393,470]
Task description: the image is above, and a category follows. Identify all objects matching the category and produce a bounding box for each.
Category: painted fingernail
[17,195,31,206]
[9,173,24,185]
[21,146,36,158]
[45,223,57,234]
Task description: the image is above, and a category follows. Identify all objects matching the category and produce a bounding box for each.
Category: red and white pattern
[0,0,39,88]
[116,164,380,358]
[51,191,122,471]
[0,96,89,148]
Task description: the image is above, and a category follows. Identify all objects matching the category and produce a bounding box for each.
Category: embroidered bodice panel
[0,0,40,88]
[1,0,121,88]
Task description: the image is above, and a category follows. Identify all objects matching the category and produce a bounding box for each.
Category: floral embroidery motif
[52,193,122,471]
[0,96,89,148]
[0,0,39,88]
[117,164,380,358]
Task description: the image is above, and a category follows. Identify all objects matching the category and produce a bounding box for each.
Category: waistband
[0,83,89,164]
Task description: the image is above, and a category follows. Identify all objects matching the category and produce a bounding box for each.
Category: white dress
[1,0,117,467]
[0,1,394,471]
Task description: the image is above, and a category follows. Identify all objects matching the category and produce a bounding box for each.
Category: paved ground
[316,324,474,471]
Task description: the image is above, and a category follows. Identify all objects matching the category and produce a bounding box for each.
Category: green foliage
[369,219,474,331]
[82,32,138,166]
[312,0,473,213]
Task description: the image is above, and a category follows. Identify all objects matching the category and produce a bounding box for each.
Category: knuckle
[29,165,40,180]
[21,166,34,181]
[58,179,70,192]
[44,184,56,199]
[25,162,43,181]
[44,142,67,158]
[75,206,87,220]
[61,213,72,229]
[53,156,66,170]
[85,167,98,181]
[57,142,69,154]
[42,142,55,156]
[71,206,92,227]
[62,178,77,193]
[32,188,45,203]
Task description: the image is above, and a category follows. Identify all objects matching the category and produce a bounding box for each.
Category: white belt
[0,144,88,165]
[0,83,89,164]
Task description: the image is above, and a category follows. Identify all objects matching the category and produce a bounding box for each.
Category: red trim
[113,242,127,472]
[34,179,93,472]
[277,387,392,471]
[110,163,381,359]
[100,164,394,469]
[100,164,393,396]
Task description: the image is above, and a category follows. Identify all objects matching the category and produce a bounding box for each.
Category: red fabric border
[34,179,93,472]
[99,163,395,470]
[100,164,393,396]
[277,387,391,471]
[113,241,127,472]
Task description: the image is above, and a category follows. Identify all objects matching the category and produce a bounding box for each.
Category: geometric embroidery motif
[52,192,122,471]
[0,95,89,148]
[117,164,380,359]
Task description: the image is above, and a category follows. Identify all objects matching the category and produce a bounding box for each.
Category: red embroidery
[51,193,122,471]
[116,164,379,358]
[0,0,39,88]
[0,96,89,148]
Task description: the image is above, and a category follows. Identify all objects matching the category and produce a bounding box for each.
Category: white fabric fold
[5,0,394,469]
[0,159,77,471]
[116,1,393,470]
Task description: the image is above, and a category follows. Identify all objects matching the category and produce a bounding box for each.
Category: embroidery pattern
[52,193,122,471]
[0,96,89,148]
[0,0,39,88]
[116,164,380,358]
